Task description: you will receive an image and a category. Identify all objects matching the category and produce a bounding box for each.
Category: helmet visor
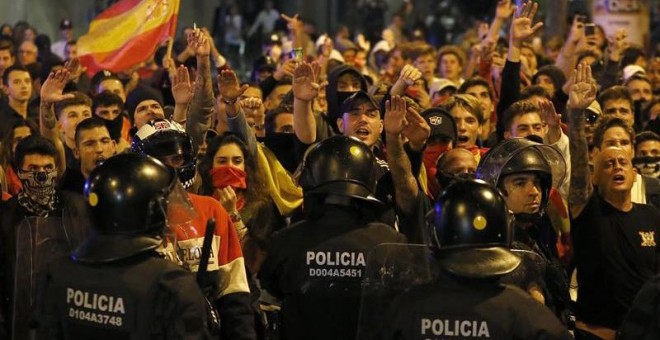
[477,138,566,190]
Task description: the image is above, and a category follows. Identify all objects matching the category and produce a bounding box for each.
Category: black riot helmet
[132,118,197,189]
[298,135,381,204]
[74,153,191,264]
[477,138,566,210]
[427,180,521,278]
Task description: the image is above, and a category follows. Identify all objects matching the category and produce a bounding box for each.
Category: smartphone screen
[585,23,596,36]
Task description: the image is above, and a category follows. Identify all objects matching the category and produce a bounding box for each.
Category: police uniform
[260,135,407,339]
[259,206,406,339]
[379,180,569,340]
[382,276,569,339]
[35,154,211,339]
[38,251,210,339]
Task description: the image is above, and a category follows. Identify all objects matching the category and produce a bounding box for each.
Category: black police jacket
[36,251,211,339]
[259,205,406,340]
[381,274,569,339]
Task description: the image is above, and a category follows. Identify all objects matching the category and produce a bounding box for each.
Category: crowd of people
[0,0,660,338]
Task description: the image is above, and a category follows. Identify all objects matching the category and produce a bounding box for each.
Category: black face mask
[103,113,125,142]
[634,99,648,125]
[265,133,297,173]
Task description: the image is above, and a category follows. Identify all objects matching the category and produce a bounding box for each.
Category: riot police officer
[477,137,572,323]
[259,135,406,340]
[37,153,211,339]
[380,180,569,339]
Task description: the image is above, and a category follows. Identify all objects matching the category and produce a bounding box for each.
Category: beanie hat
[125,86,164,122]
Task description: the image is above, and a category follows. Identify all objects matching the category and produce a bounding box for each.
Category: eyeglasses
[586,112,600,124]
[18,50,36,55]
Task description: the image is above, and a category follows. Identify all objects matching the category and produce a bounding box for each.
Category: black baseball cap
[422,108,456,141]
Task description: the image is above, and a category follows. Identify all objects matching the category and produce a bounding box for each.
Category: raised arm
[217,69,254,152]
[384,95,430,216]
[567,64,598,217]
[496,1,542,139]
[185,27,215,150]
[292,61,324,144]
[390,64,421,97]
[40,65,76,175]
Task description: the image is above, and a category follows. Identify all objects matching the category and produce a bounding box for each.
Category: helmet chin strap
[513,211,544,227]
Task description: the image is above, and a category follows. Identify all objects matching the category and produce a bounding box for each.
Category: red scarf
[210,166,247,210]
[422,144,451,198]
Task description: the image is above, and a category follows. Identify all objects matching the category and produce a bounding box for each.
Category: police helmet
[73,153,178,263]
[298,135,381,204]
[428,180,521,278]
[477,138,566,208]
[132,118,196,189]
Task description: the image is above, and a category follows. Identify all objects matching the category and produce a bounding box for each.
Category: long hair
[199,132,270,221]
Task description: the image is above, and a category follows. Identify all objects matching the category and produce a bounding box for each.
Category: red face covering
[422,144,451,199]
[210,166,248,210]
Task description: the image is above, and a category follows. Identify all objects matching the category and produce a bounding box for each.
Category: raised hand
[281,13,303,32]
[292,61,325,102]
[187,27,210,57]
[495,0,515,20]
[64,58,86,80]
[170,65,193,105]
[510,1,543,47]
[402,106,431,148]
[539,98,561,129]
[384,95,408,136]
[398,64,422,86]
[568,63,597,110]
[274,59,297,81]
[607,28,628,62]
[41,68,74,104]
[240,97,265,125]
[215,186,238,214]
[217,69,248,103]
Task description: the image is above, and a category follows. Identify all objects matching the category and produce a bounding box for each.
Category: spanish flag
[78,0,180,76]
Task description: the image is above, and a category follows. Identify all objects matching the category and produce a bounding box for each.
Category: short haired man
[625,74,653,102]
[599,85,635,128]
[264,105,296,172]
[442,94,487,161]
[437,45,465,86]
[411,44,441,92]
[0,65,35,140]
[1,135,89,338]
[60,117,116,193]
[125,85,165,130]
[568,64,660,338]
[633,131,660,179]
[92,90,131,150]
[592,115,660,207]
[0,39,15,79]
[51,19,74,60]
[17,40,37,67]
[91,70,126,101]
[459,77,495,142]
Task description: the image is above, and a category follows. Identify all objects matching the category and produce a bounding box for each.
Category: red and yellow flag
[78,0,180,76]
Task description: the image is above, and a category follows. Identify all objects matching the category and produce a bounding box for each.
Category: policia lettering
[421,318,490,338]
[66,288,126,327]
[306,251,366,278]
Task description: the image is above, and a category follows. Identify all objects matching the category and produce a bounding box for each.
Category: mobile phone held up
[585,23,596,37]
